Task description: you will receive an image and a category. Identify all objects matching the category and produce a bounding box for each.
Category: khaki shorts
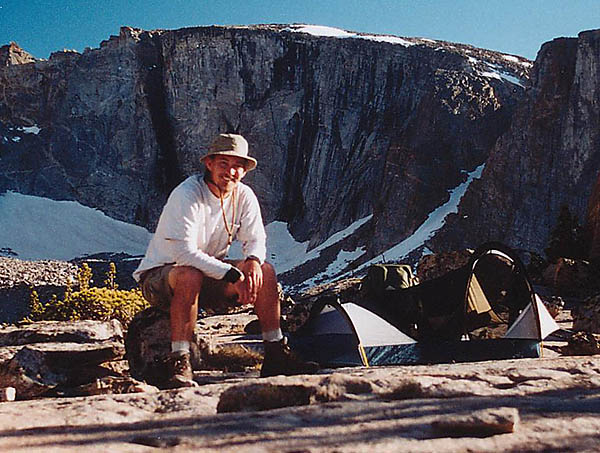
[139,263,241,313]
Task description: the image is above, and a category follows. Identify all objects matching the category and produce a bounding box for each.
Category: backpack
[360,263,419,299]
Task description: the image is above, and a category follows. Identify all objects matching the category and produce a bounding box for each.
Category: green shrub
[24,262,149,329]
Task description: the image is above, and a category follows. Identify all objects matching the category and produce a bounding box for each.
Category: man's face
[205,155,248,194]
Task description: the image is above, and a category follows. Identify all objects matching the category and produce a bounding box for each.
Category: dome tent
[290,243,559,367]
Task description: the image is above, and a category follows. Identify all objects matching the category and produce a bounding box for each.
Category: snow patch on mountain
[343,163,485,276]
[286,25,529,89]
[19,125,41,135]
[300,245,367,289]
[1,124,42,144]
[501,54,533,67]
[468,57,526,87]
[479,69,525,87]
[284,25,415,47]
[285,25,355,38]
[228,215,373,275]
[0,191,151,261]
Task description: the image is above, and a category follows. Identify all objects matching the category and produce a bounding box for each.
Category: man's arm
[234,187,268,303]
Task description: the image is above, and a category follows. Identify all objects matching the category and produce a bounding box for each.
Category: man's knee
[261,261,276,280]
[169,266,204,294]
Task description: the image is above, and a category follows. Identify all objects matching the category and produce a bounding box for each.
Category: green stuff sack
[361,263,419,299]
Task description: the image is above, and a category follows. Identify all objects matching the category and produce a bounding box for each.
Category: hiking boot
[260,338,320,378]
[164,351,198,388]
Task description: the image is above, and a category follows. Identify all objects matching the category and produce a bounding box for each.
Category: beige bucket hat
[200,133,257,171]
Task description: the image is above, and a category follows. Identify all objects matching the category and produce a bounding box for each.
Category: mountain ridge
[4,24,594,286]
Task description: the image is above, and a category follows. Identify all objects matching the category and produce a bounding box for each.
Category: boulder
[0,319,123,346]
[416,249,473,282]
[0,347,62,399]
[572,294,600,333]
[542,258,591,295]
[217,382,314,413]
[0,340,125,399]
[431,407,520,437]
[217,373,376,413]
[0,320,127,399]
[125,307,207,387]
[561,331,600,356]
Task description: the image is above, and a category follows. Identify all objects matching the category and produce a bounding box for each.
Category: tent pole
[358,344,370,367]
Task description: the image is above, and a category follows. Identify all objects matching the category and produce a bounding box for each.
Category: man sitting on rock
[133,133,318,387]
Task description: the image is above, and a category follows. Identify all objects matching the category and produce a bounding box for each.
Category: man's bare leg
[251,262,319,377]
[253,262,280,333]
[164,266,202,387]
[168,266,203,344]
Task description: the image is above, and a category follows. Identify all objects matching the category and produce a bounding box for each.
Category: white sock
[262,328,284,343]
[171,341,191,353]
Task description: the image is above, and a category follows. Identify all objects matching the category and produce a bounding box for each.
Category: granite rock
[416,249,473,282]
[542,258,591,295]
[433,30,600,258]
[572,294,600,333]
[0,320,126,398]
[431,407,519,437]
[0,305,597,451]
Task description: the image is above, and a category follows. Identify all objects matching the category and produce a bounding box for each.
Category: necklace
[219,188,236,245]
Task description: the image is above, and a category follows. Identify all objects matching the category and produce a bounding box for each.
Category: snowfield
[0,192,151,261]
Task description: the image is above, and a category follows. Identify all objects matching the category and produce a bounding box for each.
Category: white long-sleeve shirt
[133,175,267,282]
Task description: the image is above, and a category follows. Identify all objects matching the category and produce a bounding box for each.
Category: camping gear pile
[290,243,559,367]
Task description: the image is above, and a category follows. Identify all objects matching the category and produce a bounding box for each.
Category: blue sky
[1,0,599,60]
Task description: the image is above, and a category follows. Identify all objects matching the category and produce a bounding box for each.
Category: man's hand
[234,259,263,305]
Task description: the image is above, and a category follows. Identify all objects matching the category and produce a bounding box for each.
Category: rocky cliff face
[1,25,529,277]
[0,29,176,227]
[0,43,37,66]
[586,174,600,259]
[432,30,600,256]
[156,26,527,253]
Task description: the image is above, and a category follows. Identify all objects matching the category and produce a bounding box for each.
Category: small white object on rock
[0,387,16,402]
